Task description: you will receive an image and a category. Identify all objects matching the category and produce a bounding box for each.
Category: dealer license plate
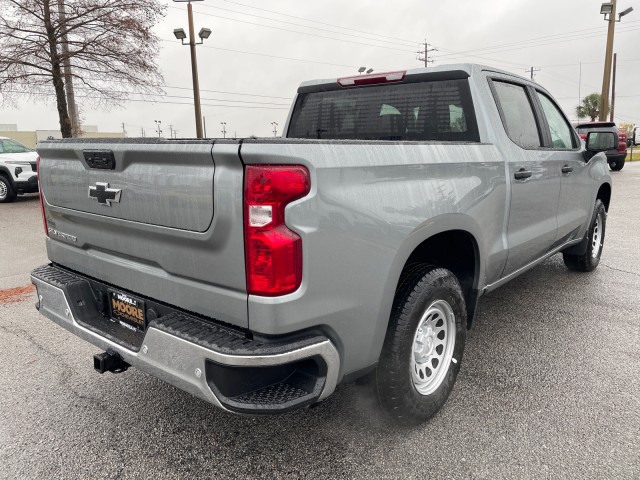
[108,289,146,331]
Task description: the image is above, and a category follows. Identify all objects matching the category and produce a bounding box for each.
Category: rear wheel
[609,158,625,171]
[0,175,16,203]
[375,266,466,426]
[563,199,606,272]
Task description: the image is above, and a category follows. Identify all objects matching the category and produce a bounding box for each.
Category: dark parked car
[574,122,626,171]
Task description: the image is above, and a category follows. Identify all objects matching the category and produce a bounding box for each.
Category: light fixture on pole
[271,122,278,137]
[173,0,210,138]
[358,67,366,74]
[366,68,374,74]
[154,120,162,138]
[600,2,613,14]
[598,1,633,121]
[220,122,227,138]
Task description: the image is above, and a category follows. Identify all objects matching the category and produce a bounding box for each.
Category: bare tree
[0,0,166,137]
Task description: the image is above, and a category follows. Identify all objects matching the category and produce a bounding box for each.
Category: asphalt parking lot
[1,166,639,479]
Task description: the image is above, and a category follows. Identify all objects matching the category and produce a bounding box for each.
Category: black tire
[563,199,606,272]
[375,265,466,426]
[0,175,16,203]
[609,158,625,171]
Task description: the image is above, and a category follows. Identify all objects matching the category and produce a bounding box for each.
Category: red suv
[574,121,627,171]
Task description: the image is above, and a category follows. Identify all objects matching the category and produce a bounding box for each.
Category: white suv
[0,137,39,203]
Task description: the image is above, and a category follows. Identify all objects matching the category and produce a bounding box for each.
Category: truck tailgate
[37,139,248,328]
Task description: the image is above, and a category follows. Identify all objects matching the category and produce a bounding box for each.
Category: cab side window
[492,81,542,149]
[536,92,576,149]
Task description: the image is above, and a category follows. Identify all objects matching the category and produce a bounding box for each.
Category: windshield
[0,139,33,154]
[287,79,479,142]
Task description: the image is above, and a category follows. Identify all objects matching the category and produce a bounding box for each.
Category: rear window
[575,124,617,134]
[287,79,479,142]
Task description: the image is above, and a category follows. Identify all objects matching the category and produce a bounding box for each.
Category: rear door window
[491,81,542,149]
[287,79,479,142]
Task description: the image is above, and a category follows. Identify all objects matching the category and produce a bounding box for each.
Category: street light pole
[174,0,209,138]
[599,2,633,121]
[187,2,203,138]
[599,0,617,121]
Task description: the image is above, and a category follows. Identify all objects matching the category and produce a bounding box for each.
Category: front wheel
[375,266,466,426]
[0,176,16,203]
[563,199,606,272]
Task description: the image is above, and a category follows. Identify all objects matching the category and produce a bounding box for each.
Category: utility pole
[173,0,210,138]
[187,0,204,138]
[610,53,617,122]
[220,122,227,138]
[599,0,617,121]
[168,124,174,138]
[271,122,278,137]
[154,120,162,138]
[57,0,80,137]
[121,123,126,136]
[141,127,145,138]
[417,39,436,67]
[578,62,582,109]
[527,67,540,80]
[203,116,207,137]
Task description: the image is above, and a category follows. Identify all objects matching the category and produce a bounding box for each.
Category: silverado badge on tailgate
[109,290,146,331]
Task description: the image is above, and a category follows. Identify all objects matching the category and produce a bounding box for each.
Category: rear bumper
[607,151,627,162]
[31,264,340,414]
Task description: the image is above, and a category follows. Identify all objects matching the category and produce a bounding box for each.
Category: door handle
[514,168,532,180]
[561,165,574,174]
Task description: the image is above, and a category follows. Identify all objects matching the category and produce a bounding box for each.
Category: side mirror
[583,131,617,161]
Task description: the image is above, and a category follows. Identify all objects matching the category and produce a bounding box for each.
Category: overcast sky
[4,0,640,137]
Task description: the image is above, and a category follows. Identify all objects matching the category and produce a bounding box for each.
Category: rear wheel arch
[596,182,611,211]
[398,230,481,329]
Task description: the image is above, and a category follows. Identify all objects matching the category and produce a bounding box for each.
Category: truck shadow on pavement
[9,252,634,478]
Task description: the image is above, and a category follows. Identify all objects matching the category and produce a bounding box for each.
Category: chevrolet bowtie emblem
[89,182,122,206]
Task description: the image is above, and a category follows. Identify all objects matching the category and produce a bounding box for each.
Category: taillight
[36,156,48,237]
[337,70,406,87]
[244,165,310,296]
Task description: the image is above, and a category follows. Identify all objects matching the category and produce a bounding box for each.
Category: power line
[539,57,640,69]
[159,38,359,69]
[217,0,419,45]
[163,84,292,100]
[436,21,640,59]
[6,82,291,106]
[1,90,291,109]
[167,6,415,54]
[437,25,640,61]
[196,3,416,47]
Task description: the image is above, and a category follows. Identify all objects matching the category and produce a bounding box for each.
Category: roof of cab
[297,63,531,90]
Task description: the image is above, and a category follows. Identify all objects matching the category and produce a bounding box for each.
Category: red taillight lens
[36,156,48,237]
[244,165,310,296]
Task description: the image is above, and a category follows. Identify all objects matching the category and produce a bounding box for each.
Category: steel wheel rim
[591,213,603,259]
[411,299,456,395]
[0,180,7,200]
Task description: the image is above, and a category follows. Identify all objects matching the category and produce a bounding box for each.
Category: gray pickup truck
[32,64,614,425]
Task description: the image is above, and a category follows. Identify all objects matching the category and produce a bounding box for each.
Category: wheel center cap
[424,336,434,356]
